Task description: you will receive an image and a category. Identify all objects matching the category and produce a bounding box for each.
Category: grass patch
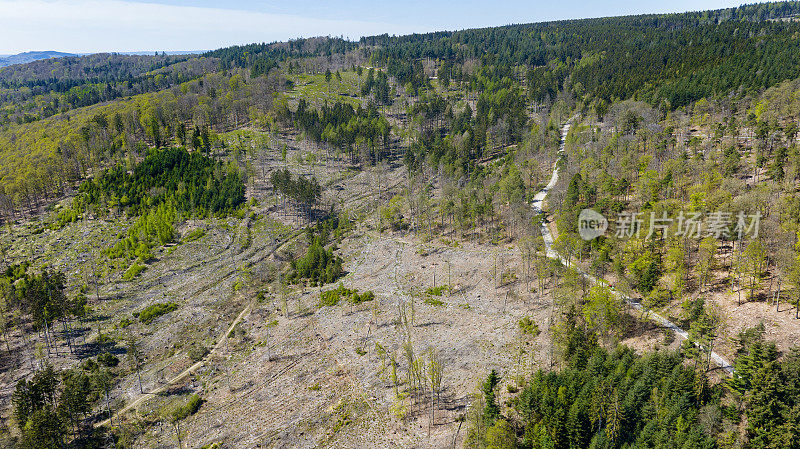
[424,296,445,307]
[183,229,206,243]
[139,302,179,324]
[425,285,450,296]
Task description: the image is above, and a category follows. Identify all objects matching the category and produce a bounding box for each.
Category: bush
[118,317,134,328]
[518,316,540,336]
[424,296,445,306]
[352,290,375,304]
[98,352,119,367]
[320,285,352,306]
[425,285,450,296]
[122,263,146,281]
[172,394,204,421]
[139,302,179,324]
[50,206,81,230]
[320,285,375,306]
[97,333,115,345]
[379,195,404,231]
[187,345,209,362]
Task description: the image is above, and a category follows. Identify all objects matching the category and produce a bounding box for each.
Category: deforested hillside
[3,2,800,449]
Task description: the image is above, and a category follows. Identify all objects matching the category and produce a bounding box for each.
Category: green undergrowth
[138,302,179,324]
[320,284,375,307]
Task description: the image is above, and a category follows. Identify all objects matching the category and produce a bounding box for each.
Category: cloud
[0,0,402,53]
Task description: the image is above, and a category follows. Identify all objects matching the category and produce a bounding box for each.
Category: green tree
[59,369,91,436]
[484,419,515,449]
[582,286,624,344]
[739,240,767,302]
[482,370,501,426]
[627,250,661,295]
[697,237,717,291]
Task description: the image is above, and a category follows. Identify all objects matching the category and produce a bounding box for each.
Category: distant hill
[0,51,75,67]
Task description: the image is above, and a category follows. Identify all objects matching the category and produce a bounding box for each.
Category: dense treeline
[79,147,245,216]
[277,99,391,164]
[288,217,349,286]
[0,53,218,125]
[204,37,357,70]
[468,320,800,448]
[270,168,322,219]
[7,3,800,220]
[403,63,527,170]
[366,2,800,109]
[0,68,281,217]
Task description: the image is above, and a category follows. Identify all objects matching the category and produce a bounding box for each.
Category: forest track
[95,230,303,428]
[533,117,735,374]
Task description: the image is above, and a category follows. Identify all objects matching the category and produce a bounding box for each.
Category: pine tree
[482,370,501,426]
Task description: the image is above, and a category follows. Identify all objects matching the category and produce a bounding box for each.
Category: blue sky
[0,0,766,54]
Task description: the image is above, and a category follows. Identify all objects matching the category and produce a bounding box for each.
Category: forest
[3,3,800,217]
[79,147,246,217]
[467,321,800,449]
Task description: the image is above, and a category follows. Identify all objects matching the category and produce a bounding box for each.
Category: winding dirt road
[532,118,734,374]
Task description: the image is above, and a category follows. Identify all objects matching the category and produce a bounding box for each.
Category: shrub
[98,352,119,367]
[139,302,179,324]
[122,263,146,281]
[425,285,450,296]
[424,296,445,306]
[172,394,204,421]
[518,316,540,336]
[320,284,375,306]
[320,285,352,306]
[118,317,134,328]
[379,195,404,231]
[51,206,81,230]
[187,345,209,362]
[352,290,375,304]
[97,333,115,345]
[183,229,206,243]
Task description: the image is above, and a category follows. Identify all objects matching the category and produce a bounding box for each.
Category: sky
[0,0,769,54]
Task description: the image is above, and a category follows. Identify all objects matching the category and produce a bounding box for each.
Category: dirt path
[96,231,302,427]
[96,299,254,427]
[533,117,734,374]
